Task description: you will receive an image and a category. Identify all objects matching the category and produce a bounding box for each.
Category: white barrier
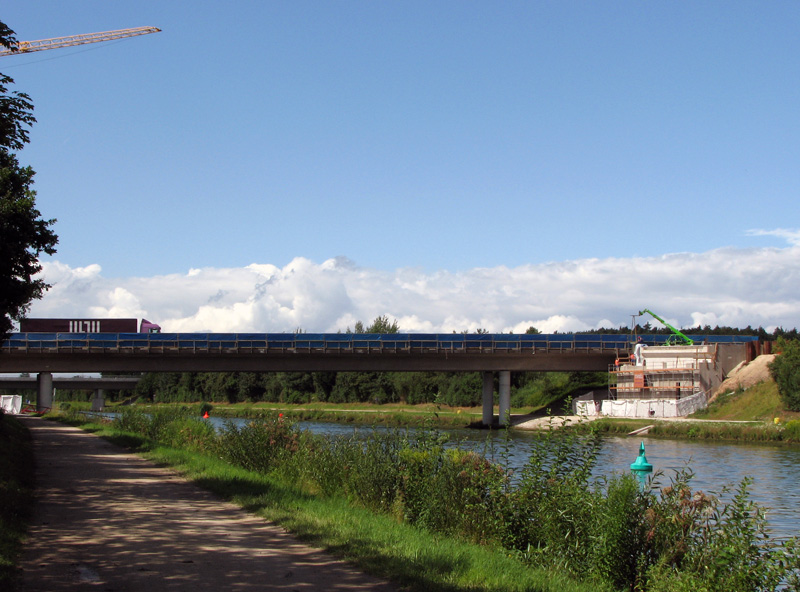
[597,391,708,418]
[1,395,22,414]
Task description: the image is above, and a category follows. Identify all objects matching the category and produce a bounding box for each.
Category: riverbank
[90,400,489,428]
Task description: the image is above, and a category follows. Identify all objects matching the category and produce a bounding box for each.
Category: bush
[783,420,800,442]
[216,417,300,473]
[643,473,800,591]
[769,337,800,411]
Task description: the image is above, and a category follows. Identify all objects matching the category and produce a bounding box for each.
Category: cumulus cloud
[26,244,800,333]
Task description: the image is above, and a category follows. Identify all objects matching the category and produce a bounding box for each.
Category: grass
[695,380,800,422]
[104,400,537,428]
[0,414,35,591]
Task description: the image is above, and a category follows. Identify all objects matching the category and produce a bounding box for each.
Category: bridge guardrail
[1,333,758,356]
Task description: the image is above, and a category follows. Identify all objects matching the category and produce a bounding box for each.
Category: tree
[769,337,800,412]
[0,21,58,338]
[351,315,400,334]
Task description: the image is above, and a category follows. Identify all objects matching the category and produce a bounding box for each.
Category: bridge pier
[91,388,105,412]
[482,372,494,426]
[499,370,511,426]
[480,370,512,427]
[37,372,53,412]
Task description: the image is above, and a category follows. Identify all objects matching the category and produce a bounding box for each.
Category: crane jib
[0,27,161,57]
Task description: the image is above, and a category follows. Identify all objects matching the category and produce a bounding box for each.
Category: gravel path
[17,417,398,591]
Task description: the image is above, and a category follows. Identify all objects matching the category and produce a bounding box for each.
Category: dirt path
[17,417,398,591]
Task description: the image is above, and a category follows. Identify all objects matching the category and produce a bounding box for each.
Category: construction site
[576,309,760,418]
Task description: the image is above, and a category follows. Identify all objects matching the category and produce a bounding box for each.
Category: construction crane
[0,26,160,57]
[637,309,694,346]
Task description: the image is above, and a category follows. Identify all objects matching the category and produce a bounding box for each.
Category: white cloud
[747,228,800,247]
[26,246,800,333]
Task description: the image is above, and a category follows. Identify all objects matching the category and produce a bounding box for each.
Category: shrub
[114,407,215,451]
[643,473,799,592]
[216,417,300,474]
[783,420,800,442]
[769,337,800,411]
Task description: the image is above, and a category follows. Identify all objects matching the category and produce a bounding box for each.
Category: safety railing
[1,333,758,356]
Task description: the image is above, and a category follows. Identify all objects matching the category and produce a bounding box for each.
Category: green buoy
[630,441,653,486]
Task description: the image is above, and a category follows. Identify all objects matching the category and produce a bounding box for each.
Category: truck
[18,318,161,333]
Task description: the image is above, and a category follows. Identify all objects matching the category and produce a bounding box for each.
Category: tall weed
[216,417,300,473]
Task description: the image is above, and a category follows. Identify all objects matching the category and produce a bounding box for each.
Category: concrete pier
[499,370,511,426]
[37,371,53,412]
[91,388,105,412]
[482,372,494,426]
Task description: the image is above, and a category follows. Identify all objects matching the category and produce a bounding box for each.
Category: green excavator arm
[638,309,694,346]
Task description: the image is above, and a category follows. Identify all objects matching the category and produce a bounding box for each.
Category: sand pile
[712,354,776,398]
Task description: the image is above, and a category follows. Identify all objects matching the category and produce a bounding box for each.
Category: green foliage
[769,337,800,411]
[439,372,483,407]
[364,315,400,334]
[130,368,602,411]
[0,20,58,338]
[642,473,800,592]
[783,420,800,442]
[215,416,300,473]
[504,424,606,576]
[0,414,35,590]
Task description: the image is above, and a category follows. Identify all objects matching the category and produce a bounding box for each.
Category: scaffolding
[609,345,716,401]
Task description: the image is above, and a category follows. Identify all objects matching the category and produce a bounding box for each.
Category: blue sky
[2,2,799,332]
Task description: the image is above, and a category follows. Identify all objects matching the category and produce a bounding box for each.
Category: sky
[2,1,799,334]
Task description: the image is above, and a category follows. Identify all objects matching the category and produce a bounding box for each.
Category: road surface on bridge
[17,417,397,591]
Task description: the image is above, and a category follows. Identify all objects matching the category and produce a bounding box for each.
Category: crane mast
[0,26,160,57]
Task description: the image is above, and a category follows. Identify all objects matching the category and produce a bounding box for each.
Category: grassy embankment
[89,400,497,427]
[0,414,35,590]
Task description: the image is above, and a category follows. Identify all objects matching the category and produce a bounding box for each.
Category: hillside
[697,355,800,422]
[712,354,776,398]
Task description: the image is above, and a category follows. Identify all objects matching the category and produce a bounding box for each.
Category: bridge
[1,332,758,425]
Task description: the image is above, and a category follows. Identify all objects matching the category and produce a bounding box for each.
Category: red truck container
[19,318,161,333]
